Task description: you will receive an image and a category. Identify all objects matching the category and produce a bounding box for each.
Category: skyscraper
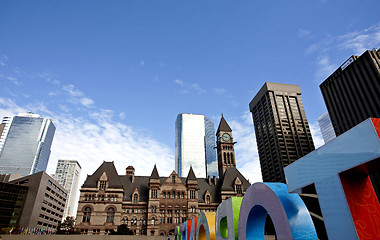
[175,113,217,178]
[53,160,81,219]
[319,49,380,136]
[0,113,56,176]
[317,112,336,144]
[249,82,315,182]
[320,49,380,198]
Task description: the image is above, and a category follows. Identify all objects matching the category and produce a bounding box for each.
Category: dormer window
[236,184,242,194]
[99,180,107,190]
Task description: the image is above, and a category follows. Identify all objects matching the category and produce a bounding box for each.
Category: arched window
[172,191,175,199]
[82,207,91,222]
[106,207,115,223]
[206,195,211,205]
[223,152,227,164]
[163,192,166,199]
[227,152,230,164]
[151,217,155,225]
[133,193,138,204]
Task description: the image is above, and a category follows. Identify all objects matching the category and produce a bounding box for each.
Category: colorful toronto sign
[174,118,380,240]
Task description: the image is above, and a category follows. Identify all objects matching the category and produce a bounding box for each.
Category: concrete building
[10,171,67,231]
[317,112,336,144]
[53,160,81,219]
[175,113,217,178]
[0,113,56,176]
[249,82,315,183]
[75,117,251,235]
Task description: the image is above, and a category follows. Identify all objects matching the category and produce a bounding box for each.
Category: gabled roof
[186,166,197,182]
[218,167,250,191]
[217,115,232,133]
[150,165,160,179]
[82,161,123,189]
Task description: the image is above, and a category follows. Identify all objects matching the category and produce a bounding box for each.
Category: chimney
[213,175,216,185]
[208,175,211,185]
[126,166,135,183]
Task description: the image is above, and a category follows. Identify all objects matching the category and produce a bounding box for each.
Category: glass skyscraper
[317,112,336,144]
[175,113,217,178]
[53,159,81,219]
[0,113,56,176]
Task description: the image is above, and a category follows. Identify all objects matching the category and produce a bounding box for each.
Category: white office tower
[317,112,336,144]
[0,113,56,176]
[175,113,217,178]
[53,160,81,219]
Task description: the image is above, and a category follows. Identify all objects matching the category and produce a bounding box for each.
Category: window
[151,189,157,199]
[133,193,139,204]
[82,207,91,222]
[236,184,242,194]
[190,190,196,199]
[206,195,211,205]
[106,208,115,223]
[99,181,107,190]
[151,217,155,225]
[163,192,166,199]
[172,191,175,199]
[172,175,176,183]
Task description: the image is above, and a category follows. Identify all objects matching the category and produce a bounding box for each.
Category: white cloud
[80,97,95,107]
[298,29,311,39]
[0,97,175,216]
[140,60,145,66]
[214,88,226,95]
[337,23,380,54]
[0,74,21,85]
[174,80,205,94]
[315,55,337,80]
[62,84,84,97]
[174,79,184,86]
[307,22,380,81]
[62,84,95,108]
[0,55,8,66]
[119,112,126,120]
[309,121,324,149]
[229,112,262,183]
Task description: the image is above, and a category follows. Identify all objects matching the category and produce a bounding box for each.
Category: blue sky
[1,0,380,195]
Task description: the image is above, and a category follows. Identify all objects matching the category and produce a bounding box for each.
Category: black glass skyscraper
[249,82,315,182]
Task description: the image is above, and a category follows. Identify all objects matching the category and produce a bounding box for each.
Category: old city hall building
[75,116,251,235]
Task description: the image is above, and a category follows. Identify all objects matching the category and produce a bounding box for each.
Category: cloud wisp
[306,22,380,81]
[174,79,206,94]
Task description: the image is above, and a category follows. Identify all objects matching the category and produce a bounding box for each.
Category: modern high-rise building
[320,49,380,136]
[175,113,217,178]
[249,82,315,182]
[0,113,56,176]
[53,160,81,219]
[317,112,336,144]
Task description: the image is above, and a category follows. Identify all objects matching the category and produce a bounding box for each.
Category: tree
[56,216,76,234]
[110,224,134,235]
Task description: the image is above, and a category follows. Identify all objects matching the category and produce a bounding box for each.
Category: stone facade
[75,117,252,236]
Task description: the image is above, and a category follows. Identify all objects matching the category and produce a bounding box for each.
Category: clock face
[222,133,231,141]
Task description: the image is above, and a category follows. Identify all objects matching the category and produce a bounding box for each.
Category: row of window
[44,192,65,208]
[42,199,64,213]
[84,194,118,202]
[47,180,67,197]
[162,191,185,199]
[41,206,63,219]
[37,220,57,229]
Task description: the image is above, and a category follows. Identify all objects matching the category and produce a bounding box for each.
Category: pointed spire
[150,164,160,179]
[217,114,232,133]
[186,166,197,181]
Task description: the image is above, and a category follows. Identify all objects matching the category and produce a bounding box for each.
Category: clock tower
[216,115,236,178]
